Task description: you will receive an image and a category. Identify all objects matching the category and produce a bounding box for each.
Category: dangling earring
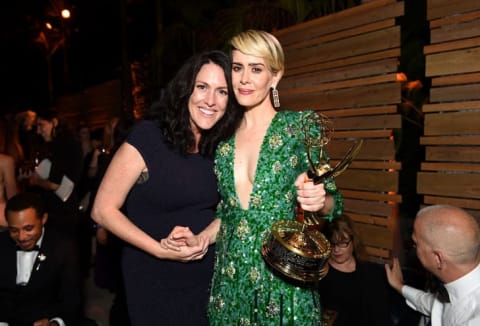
[271,87,280,109]
[52,126,56,138]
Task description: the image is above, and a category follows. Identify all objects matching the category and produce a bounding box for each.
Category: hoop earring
[270,87,280,109]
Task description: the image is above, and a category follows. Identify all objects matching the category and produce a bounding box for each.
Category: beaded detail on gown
[208,110,343,326]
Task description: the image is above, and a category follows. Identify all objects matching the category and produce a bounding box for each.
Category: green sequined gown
[208,110,343,326]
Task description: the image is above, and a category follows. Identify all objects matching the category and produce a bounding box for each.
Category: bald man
[385,205,480,326]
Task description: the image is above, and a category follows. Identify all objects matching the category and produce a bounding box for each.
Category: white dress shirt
[442,262,480,325]
[16,231,44,285]
[402,262,480,326]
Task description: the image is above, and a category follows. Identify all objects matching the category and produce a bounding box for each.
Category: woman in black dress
[318,215,392,326]
[30,109,84,237]
[91,50,243,325]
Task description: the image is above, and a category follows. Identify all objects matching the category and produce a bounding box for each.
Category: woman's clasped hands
[160,226,210,262]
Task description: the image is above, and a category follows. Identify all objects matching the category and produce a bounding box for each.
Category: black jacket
[0,228,83,326]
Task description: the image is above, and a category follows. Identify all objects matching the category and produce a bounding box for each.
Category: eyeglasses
[330,239,352,248]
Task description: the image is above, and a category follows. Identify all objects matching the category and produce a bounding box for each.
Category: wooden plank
[87,106,117,113]
[332,114,401,130]
[282,58,399,89]
[421,162,480,172]
[421,136,480,145]
[348,213,391,227]
[365,247,391,259]
[424,36,480,55]
[426,146,480,162]
[343,198,395,217]
[430,9,480,29]
[432,73,480,87]
[325,105,398,117]
[423,202,480,222]
[282,74,398,96]
[355,223,393,249]
[333,129,393,139]
[331,160,401,170]
[336,169,399,192]
[282,82,401,110]
[291,19,397,50]
[329,139,396,161]
[417,172,480,199]
[430,84,480,102]
[285,27,401,70]
[341,189,402,203]
[286,49,401,77]
[424,111,480,136]
[426,47,480,77]
[423,100,480,113]
[275,0,402,46]
[424,195,480,210]
[427,0,480,21]
[431,17,480,44]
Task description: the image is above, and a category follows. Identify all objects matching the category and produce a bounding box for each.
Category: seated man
[385,204,480,326]
[0,192,92,326]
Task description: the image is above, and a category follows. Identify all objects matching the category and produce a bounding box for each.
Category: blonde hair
[230,30,285,74]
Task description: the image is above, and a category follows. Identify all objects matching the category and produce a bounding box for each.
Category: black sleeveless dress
[123,120,216,325]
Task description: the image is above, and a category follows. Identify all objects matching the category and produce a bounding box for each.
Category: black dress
[122,120,216,326]
[318,261,392,326]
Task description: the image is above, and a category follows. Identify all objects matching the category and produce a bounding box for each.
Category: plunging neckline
[232,113,279,211]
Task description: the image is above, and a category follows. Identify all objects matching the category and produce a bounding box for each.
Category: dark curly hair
[145,50,243,156]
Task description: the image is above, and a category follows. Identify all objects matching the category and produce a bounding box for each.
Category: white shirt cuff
[50,317,66,326]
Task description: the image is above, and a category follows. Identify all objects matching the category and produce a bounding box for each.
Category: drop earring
[271,87,280,109]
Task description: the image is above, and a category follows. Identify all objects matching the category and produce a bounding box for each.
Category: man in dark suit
[0,192,92,326]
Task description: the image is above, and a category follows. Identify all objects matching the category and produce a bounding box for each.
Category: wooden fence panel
[419,0,480,218]
[282,83,402,111]
[424,111,480,136]
[431,19,480,44]
[57,79,122,129]
[426,146,480,162]
[274,0,404,262]
[426,47,480,76]
[427,0,480,20]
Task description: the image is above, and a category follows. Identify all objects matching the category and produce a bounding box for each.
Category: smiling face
[231,50,280,110]
[7,207,47,251]
[188,62,229,136]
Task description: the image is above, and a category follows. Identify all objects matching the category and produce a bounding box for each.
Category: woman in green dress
[164,30,343,325]
[207,30,342,325]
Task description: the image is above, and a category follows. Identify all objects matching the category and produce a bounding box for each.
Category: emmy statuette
[261,112,363,282]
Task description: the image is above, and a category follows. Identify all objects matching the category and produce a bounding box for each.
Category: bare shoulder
[0,153,14,168]
[0,154,14,182]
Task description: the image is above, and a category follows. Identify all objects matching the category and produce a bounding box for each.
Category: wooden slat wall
[57,79,122,130]
[274,0,404,262]
[419,0,480,218]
